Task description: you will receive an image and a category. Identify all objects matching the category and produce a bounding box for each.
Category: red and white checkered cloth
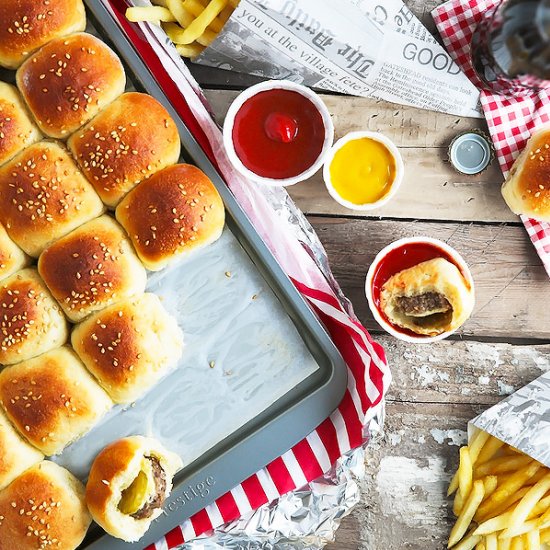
[432,0,550,277]
[99,1,391,548]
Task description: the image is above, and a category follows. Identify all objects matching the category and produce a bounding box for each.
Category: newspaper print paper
[471,371,550,468]
[195,0,481,117]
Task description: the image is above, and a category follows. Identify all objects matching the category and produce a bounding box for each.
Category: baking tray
[72,1,348,548]
[0,0,347,550]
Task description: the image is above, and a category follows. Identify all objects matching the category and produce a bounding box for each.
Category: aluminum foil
[471,371,550,468]
[179,404,384,550]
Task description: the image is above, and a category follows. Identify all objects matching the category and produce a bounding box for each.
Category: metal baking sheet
[2,2,348,547]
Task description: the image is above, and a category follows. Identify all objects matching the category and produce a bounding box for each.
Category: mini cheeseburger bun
[86,436,182,542]
[0,461,91,550]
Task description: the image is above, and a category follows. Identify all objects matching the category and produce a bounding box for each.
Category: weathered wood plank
[204,89,511,223]
[380,337,550,405]
[309,217,550,340]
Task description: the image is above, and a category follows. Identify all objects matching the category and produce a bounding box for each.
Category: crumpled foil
[176,182,384,549]
[471,371,550,468]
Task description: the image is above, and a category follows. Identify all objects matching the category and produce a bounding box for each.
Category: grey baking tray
[79,2,347,548]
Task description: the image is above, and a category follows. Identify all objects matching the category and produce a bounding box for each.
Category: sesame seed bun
[0,346,112,456]
[0,268,68,366]
[0,461,91,550]
[116,164,225,271]
[38,215,147,323]
[71,293,184,404]
[0,223,29,283]
[68,92,181,208]
[0,0,86,69]
[86,436,182,542]
[502,125,550,222]
[0,82,42,166]
[0,141,105,257]
[0,409,42,492]
[16,33,125,139]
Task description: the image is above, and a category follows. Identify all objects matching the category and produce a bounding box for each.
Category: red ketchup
[232,89,325,180]
[371,241,466,338]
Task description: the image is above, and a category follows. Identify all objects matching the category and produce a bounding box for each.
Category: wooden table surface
[188,1,550,548]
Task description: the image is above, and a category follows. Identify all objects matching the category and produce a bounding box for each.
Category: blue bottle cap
[448,131,494,175]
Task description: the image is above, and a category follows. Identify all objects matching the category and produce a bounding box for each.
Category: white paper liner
[53,228,318,479]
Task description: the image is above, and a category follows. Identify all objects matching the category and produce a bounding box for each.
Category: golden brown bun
[86,436,182,542]
[68,92,181,207]
[0,222,29,282]
[502,126,550,221]
[0,461,91,549]
[0,82,41,166]
[0,347,112,455]
[0,409,43,491]
[380,257,474,337]
[116,164,225,271]
[71,293,184,404]
[0,0,86,69]
[0,268,68,365]
[16,33,126,138]
[0,141,105,257]
[38,215,147,322]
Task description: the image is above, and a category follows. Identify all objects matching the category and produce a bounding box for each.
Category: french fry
[164,21,217,46]
[475,462,541,521]
[454,532,483,550]
[477,543,486,550]
[537,505,550,528]
[126,6,176,22]
[477,437,506,466]
[455,489,465,516]
[483,476,498,499]
[540,527,550,543]
[182,0,225,32]
[175,42,205,57]
[176,0,228,44]
[499,520,540,540]
[474,455,533,479]
[475,495,550,536]
[510,537,524,550]
[486,533,498,550]
[449,480,486,548]
[524,530,540,550]
[459,447,474,502]
[477,487,532,523]
[499,538,512,550]
[166,0,195,27]
[449,431,491,496]
[502,473,550,537]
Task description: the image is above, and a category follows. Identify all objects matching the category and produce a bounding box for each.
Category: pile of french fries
[126,0,240,58]
[448,429,550,550]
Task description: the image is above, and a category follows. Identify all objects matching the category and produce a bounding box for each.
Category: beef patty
[396,292,451,317]
[131,456,167,520]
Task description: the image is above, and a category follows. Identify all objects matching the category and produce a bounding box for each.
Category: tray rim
[79,2,349,548]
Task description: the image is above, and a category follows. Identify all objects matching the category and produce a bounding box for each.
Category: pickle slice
[118,470,150,515]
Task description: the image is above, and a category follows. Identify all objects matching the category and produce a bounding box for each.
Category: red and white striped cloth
[99,1,391,548]
[432,0,550,278]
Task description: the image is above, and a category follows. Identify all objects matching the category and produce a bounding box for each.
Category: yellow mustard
[329,137,396,205]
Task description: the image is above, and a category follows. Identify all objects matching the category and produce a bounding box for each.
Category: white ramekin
[365,237,475,343]
[323,131,404,211]
[222,80,334,187]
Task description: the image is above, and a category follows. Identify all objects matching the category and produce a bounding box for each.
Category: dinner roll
[0,461,90,550]
[0,0,86,69]
[38,215,147,322]
[0,347,112,455]
[0,409,43,491]
[86,436,182,542]
[68,92,181,207]
[502,126,550,221]
[72,293,184,404]
[116,164,225,271]
[0,222,29,282]
[0,82,41,166]
[0,141,105,257]
[0,268,68,365]
[17,33,125,138]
